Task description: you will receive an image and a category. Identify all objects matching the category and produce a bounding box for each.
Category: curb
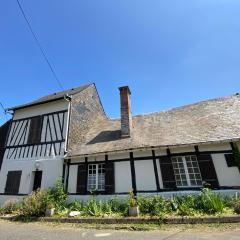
[1,215,240,224]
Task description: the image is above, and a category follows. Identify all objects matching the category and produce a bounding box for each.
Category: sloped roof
[8,84,92,110]
[68,94,240,157]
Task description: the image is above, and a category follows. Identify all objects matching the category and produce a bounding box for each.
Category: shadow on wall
[87,130,121,145]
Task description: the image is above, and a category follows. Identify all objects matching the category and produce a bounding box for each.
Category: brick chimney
[119,86,132,138]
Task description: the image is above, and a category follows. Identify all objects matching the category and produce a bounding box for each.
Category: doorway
[33,171,42,191]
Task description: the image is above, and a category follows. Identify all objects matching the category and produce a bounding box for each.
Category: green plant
[47,180,67,211]
[108,198,128,215]
[138,195,170,216]
[196,188,225,214]
[233,198,240,214]
[21,190,49,217]
[128,191,137,207]
[82,196,104,217]
[0,199,20,214]
[171,195,196,216]
[68,200,84,212]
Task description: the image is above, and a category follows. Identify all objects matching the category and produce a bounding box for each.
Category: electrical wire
[0,102,7,121]
[16,0,64,91]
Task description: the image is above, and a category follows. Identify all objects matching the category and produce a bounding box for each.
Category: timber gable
[5,110,68,160]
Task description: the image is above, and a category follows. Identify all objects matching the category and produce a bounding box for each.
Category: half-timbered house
[0,83,240,205]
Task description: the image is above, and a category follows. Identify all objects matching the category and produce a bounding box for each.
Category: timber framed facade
[0,83,240,205]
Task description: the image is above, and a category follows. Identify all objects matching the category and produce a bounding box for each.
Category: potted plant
[128,191,139,217]
[45,203,55,217]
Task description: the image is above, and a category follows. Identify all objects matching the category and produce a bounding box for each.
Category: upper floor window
[27,116,43,145]
[172,155,202,187]
[87,163,105,191]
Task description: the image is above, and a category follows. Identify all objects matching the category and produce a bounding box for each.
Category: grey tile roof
[67,94,240,157]
[8,84,92,110]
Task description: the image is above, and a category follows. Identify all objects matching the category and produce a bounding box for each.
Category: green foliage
[2,186,236,218]
[67,197,128,217]
[195,188,225,214]
[0,199,20,215]
[108,197,128,215]
[82,197,104,217]
[68,200,84,212]
[171,195,196,216]
[128,191,137,207]
[21,190,49,217]
[20,180,67,217]
[233,198,240,214]
[46,180,67,211]
[138,195,170,216]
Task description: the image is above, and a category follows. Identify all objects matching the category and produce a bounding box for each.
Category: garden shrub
[82,196,104,217]
[21,190,49,217]
[108,197,128,215]
[68,200,84,212]
[233,198,240,214]
[138,195,170,216]
[67,197,128,217]
[195,188,225,214]
[46,180,67,211]
[171,195,196,216]
[0,199,20,215]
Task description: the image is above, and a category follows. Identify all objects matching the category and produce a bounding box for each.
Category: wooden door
[33,171,42,191]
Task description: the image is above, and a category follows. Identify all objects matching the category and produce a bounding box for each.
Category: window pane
[171,156,188,187]
[186,156,202,186]
[88,164,105,191]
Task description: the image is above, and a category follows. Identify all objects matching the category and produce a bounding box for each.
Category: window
[87,164,105,191]
[5,171,22,194]
[27,116,43,145]
[172,156,202,187]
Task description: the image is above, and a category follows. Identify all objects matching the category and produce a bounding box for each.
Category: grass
[2,219,240,232]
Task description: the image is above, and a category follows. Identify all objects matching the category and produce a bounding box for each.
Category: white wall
[212,153,240,186]
[114,161,132,193]
[198,143,232,151]
[13,99,69,120]
[135,160,156,191]
[68,165,78,193]
[0,157,63,194]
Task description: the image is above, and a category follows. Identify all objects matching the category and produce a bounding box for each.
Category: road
[1,221,240,240]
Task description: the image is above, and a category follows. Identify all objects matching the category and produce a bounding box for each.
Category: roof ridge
[8,83,93,110]
[133,94,240,118]
[37,83,93,100]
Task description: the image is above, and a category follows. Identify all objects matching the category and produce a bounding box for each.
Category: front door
[33,171,42,191]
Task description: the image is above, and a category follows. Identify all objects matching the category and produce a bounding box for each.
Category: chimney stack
[119,86,132,138]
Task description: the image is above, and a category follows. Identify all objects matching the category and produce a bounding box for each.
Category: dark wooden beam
[152,150,160,192]
[130,152,137,195]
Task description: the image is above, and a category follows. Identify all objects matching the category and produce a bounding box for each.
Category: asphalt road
[1,221,240,240]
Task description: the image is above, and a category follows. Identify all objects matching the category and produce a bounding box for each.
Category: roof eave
[7,96,65,111]
[66,137,240,159]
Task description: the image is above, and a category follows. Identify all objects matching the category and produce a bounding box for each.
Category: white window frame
[172,155,202,188]
[87,163,105,191]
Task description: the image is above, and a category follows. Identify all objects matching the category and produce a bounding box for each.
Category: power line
[16,0,64,91]
[0,102,7,121]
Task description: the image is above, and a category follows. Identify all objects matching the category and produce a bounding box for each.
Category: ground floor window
[172,155,202,187]
[87,163,105,191]
[5,171,22,194]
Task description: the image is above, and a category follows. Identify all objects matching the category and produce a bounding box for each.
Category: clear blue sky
[0,0,240,125]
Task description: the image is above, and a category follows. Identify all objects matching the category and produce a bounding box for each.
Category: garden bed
[1,182,240,225]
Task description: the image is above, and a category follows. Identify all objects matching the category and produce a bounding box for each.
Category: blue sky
[0,0,240,125]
